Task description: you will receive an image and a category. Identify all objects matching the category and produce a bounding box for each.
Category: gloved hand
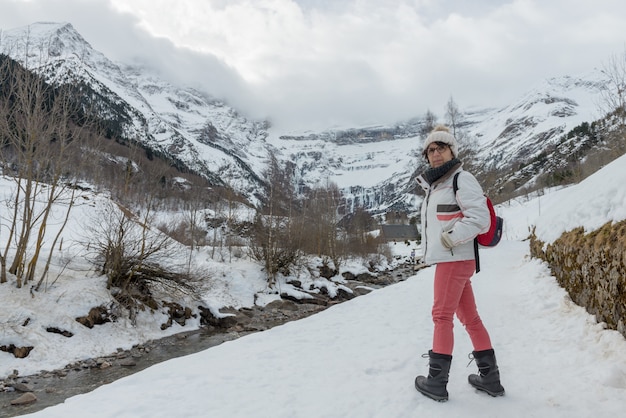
[440,230,455,249]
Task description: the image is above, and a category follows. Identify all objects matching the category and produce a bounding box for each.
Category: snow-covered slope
[464,72,606,167]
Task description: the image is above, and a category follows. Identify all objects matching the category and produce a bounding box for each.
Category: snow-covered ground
[3,151,626,417]
[19,240,626,418]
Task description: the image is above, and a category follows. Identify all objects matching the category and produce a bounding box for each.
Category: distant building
[385,210,408,224]
[380,224,419,242]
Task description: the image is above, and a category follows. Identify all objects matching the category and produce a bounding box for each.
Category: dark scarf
[421,158,462,185]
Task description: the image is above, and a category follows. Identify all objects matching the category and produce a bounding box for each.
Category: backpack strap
[474,238,480,273]
[452,172,480,273]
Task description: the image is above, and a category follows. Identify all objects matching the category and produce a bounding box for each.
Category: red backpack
[453,172,503,272]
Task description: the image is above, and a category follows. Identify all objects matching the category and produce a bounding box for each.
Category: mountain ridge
[1,21,617,214]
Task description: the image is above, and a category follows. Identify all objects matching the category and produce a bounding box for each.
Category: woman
[414,125,505,402]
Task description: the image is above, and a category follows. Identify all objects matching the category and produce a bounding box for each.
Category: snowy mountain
[1,22,271,203]
[0,22,612,213]
[466,74,606,164]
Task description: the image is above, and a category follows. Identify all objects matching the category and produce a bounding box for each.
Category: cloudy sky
[1,0,626,130]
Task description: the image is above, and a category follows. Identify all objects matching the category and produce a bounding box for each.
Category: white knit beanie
[422,125,458,158]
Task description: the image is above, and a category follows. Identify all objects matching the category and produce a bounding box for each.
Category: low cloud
[2,0,626,131]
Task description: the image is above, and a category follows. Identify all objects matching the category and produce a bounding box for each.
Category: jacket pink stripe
[437,213,464,221]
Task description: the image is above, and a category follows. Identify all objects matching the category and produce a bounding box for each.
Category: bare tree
[183,197,204,272]
[83,199,193,323]
[421,109,438,139]
[445,96,463,138]
[248,155,302,288]
[300,181,344,269]
[220,183,240,263]
[600,47,626,129]
[344,206,379,257]
[0,54,90,287]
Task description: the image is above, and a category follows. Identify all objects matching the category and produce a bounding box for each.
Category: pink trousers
[431,260,493,356]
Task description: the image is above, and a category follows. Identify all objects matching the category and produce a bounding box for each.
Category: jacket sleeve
[445,171,490,245]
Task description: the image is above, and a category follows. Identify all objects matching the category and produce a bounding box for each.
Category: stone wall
[529,220,626,338]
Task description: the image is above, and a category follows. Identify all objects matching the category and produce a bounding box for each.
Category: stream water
[0,329,246,417]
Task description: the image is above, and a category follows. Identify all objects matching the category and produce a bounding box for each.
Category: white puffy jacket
[416,166,490,265]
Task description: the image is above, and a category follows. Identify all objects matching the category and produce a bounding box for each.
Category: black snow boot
[468,349,505,397]
[414,350,453,402]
